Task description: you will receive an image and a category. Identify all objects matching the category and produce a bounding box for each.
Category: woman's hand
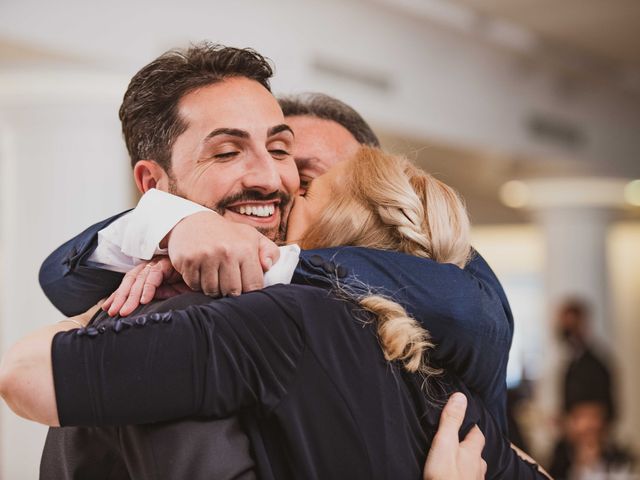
[423,392,487,480]
[102,257,190,317]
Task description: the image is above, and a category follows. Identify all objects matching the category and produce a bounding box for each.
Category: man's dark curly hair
[119,42,274,171]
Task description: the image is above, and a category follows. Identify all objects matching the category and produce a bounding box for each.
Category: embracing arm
[40,191,279,316]
[0,323,62,426]
[0,287,305,427]
[0,306,99,425]
[40,212,131,316]
[40,190,212,316]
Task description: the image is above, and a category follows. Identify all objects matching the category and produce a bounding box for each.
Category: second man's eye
[269,149,291,160]
[299,178,313,197]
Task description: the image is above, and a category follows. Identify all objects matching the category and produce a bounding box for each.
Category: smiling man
[38,43,301,480]
[118,70,300,297]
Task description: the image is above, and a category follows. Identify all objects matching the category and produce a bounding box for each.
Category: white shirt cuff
[264,244,301,286]
[121,189,209,260]
[87,212,142,272]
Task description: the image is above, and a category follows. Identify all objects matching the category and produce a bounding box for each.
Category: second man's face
[282,114,362,244]
[285,115,361,195]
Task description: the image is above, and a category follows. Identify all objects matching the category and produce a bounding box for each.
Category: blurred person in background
[549,399,635,479]
[558,299,615,421]
[548,298,635,479]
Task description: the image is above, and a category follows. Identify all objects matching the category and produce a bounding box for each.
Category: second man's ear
[133,160,171,194]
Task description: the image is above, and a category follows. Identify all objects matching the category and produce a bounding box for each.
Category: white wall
[0,74,133,479]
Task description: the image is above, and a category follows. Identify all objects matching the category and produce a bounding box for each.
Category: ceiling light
[624,179,640,206]
[499,180,530,208]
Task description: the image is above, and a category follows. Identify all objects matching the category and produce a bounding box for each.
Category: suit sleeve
[295,247,512,433]
[39,211,131,316]
[52,287,305,427]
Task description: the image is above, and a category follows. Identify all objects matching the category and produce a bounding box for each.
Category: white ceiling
[449,0,640,66]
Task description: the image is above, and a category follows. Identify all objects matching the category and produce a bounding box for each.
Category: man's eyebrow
[204,128,249,141]
[268,124,294,137]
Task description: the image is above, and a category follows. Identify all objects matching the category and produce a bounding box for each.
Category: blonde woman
[0,148,547,478]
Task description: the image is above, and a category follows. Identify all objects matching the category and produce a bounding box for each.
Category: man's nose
[243,151,281,192]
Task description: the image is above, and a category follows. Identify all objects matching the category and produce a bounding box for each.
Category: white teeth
[234,204,275,217]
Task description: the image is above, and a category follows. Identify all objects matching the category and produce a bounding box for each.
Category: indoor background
[1,0,639,478]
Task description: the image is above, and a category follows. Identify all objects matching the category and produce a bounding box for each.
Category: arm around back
[52,287,307,426]
[39,211,130,316]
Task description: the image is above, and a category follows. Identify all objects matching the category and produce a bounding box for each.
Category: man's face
[285,115,360,194]
[166,77,299,241]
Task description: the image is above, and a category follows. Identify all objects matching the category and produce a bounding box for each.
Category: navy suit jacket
[39,211,513,432]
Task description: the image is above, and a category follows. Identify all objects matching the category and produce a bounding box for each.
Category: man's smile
[228,202,277,218]
[225,200,281,225]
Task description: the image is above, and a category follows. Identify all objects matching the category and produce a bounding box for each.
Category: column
[503,177,630,456]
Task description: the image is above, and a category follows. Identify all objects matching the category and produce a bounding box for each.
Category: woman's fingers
[118,265,150,316]
[104,258,178,317]
[105,253,246,317]
[119,259,176,316]
[105,263,147,316]
[101,291,116,312]
[139,259,174,304]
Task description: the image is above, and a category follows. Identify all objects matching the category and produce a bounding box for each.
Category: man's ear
[133,160,171,194]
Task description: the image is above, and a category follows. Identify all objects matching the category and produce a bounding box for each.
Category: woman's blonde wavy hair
[299,146,471,376]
